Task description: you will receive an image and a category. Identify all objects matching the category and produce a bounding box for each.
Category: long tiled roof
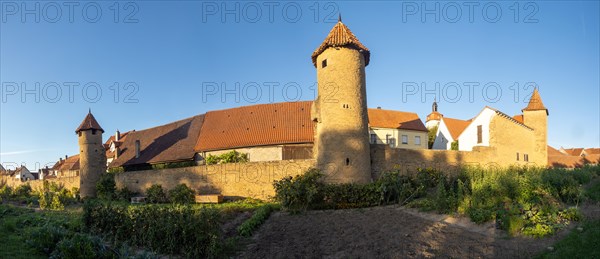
[368,108,428,132]
[311,20,370,67]
[110,115,204,167]
[59,155,80,171]
[547,145,564,156]
[522,88,548,115]
[75,111,104,133]
[442,117,471,140]
[195,102,314,152]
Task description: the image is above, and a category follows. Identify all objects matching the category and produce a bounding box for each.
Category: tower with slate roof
[311,17,372,183]
[76,110,106,198]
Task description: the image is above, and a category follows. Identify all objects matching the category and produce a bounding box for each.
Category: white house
[368,108,429,149]
[14,166,36,181]
[432,117,471,150]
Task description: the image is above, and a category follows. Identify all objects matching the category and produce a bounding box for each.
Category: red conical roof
[522,88,548,115]
[75,110,104,133]
[311,20,370,67]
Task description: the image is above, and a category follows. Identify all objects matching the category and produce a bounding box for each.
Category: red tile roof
[522,88,548,115]
[584,148,600,155]
[547,145,564,156]
[442,117,471,140]
[563,148,584,156]
[311,20,370,67]
[195,102,314,152]
[75,111,104,133]
[110,115,204,167]
[59,155,80,171]
[368,109,428,132]
[549,154,600,168]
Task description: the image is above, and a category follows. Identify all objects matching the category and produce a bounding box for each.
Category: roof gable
[441,117,471,140]
[311,20,370,67]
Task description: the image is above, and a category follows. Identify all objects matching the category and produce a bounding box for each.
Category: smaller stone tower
[425,98,443,129]
[76,110,106,198]
[522,88,548,166]
[311,17,371,183]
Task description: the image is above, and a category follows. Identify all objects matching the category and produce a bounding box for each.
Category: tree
[428,126,438,149]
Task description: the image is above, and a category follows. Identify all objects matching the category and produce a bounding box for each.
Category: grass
[535,220,600,258]
[0,205,81,259]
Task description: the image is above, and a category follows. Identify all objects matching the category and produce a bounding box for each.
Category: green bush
[25,225,68,255]
[0,185,12,202]
[13,184,32,199]
[238,204,275,237]
[115,187,134,202]
[50,233,113,259]
[39,181,75,211]
[168,184,195,204]
[273,168,323,213]
[96,174,116,201]
[451,140,459,150]
[146,184,169,204]
[83,200,222,257]
[206,150,249,165]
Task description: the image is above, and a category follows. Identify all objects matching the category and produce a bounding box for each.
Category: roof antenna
[338,13,342,22]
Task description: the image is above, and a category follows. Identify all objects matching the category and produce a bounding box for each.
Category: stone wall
[115,159,315,200]
[1,175,80,192]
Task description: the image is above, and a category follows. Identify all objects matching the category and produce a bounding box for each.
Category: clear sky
[1,1,599,170]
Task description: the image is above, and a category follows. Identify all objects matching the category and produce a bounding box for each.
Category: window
[345,158,350,165]
[477,125,482,144]
[322,59,327,68]
[370,134,377,144]
[402,135,408,144]
[386,134,391,144]
[524,154,529,162]
[516,152,520,161]
[135,140,141,158]
[415,136,421,145]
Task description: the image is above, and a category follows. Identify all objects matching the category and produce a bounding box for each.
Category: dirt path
[237,205,587,258]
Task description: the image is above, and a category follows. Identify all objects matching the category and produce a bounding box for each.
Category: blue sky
[1,1,599,170]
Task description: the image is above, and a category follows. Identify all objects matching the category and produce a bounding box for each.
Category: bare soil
[237,204,599,259]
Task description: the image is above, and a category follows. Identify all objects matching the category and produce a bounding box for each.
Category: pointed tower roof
[75,110,104,133]
[522,88,548,115]
[311,18,370,67]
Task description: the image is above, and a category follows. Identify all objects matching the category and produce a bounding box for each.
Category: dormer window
[321,59,327,68]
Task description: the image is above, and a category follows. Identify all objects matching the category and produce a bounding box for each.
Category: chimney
[65,155,68,160]
[115,129,120,141]
[377,106,381,109]
[135,140,141,159]
[59,157,63,163]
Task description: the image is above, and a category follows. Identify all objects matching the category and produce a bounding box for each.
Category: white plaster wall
[432,119,453,150]
[457,108,495,151]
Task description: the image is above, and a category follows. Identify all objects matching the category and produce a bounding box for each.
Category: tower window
[322,59,327,68]
[517,152,520,161]
[524,154,529,162]
[345,158,350,166]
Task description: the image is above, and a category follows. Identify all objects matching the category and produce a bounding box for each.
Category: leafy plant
[168,184,195,204]
[205,150,249,165]
[96,174,116,201]
[273,168,323,213]
[238,204,275,237]
[146,184,168,204]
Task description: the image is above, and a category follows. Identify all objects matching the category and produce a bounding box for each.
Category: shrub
[168,184,195,204]
[146,184,168,203]
[450,140,459,150]
[39,181,74,211]
[273,168,323,213]
[83,201,222,257]
[50,233,113,259]
[13,184,32,199]
[0,185,12,201]
[25,225,68,255]
[206,150,249,165]
[96,174,116,201]
[115,187,134,202]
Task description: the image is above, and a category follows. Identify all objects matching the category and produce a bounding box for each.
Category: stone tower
[522,88,548,166]
[310,17,371,183]
[75,110,106,198]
